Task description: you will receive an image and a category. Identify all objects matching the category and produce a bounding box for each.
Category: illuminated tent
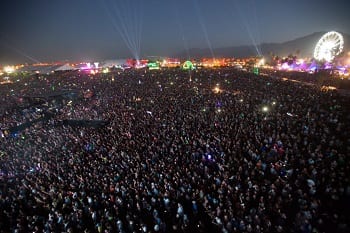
[182,60,194,70]
[148,62,160,70]
[55,64,76,71]
[18,64,61,73]
[308,60,318,71]
[100,59,128,68]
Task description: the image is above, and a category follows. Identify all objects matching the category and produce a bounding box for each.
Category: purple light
[281,62,289,70]
[324,64,332,69]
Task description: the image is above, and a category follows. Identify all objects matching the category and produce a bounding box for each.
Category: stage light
[4,66,15,74]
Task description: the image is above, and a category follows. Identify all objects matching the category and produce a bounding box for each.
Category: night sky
[0,0,349,64]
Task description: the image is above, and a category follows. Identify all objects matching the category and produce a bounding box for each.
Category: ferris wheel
[314,31,344,62]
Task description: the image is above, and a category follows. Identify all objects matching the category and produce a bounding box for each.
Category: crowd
[0,67,349,233]
[260,69,350,91]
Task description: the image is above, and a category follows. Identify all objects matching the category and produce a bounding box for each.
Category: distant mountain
[174,32,350,59]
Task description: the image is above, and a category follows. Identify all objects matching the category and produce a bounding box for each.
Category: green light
[148,62,160,70]
[182,60,194,70]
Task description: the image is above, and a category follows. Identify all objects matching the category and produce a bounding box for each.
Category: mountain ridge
[174,32,350,59]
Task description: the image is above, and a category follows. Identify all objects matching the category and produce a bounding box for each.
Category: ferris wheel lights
[314,31,344,62]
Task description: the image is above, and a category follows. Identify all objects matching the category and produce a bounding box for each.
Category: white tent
[100,59,127,68]
[55,64,76,71]
[18,64,59,73]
